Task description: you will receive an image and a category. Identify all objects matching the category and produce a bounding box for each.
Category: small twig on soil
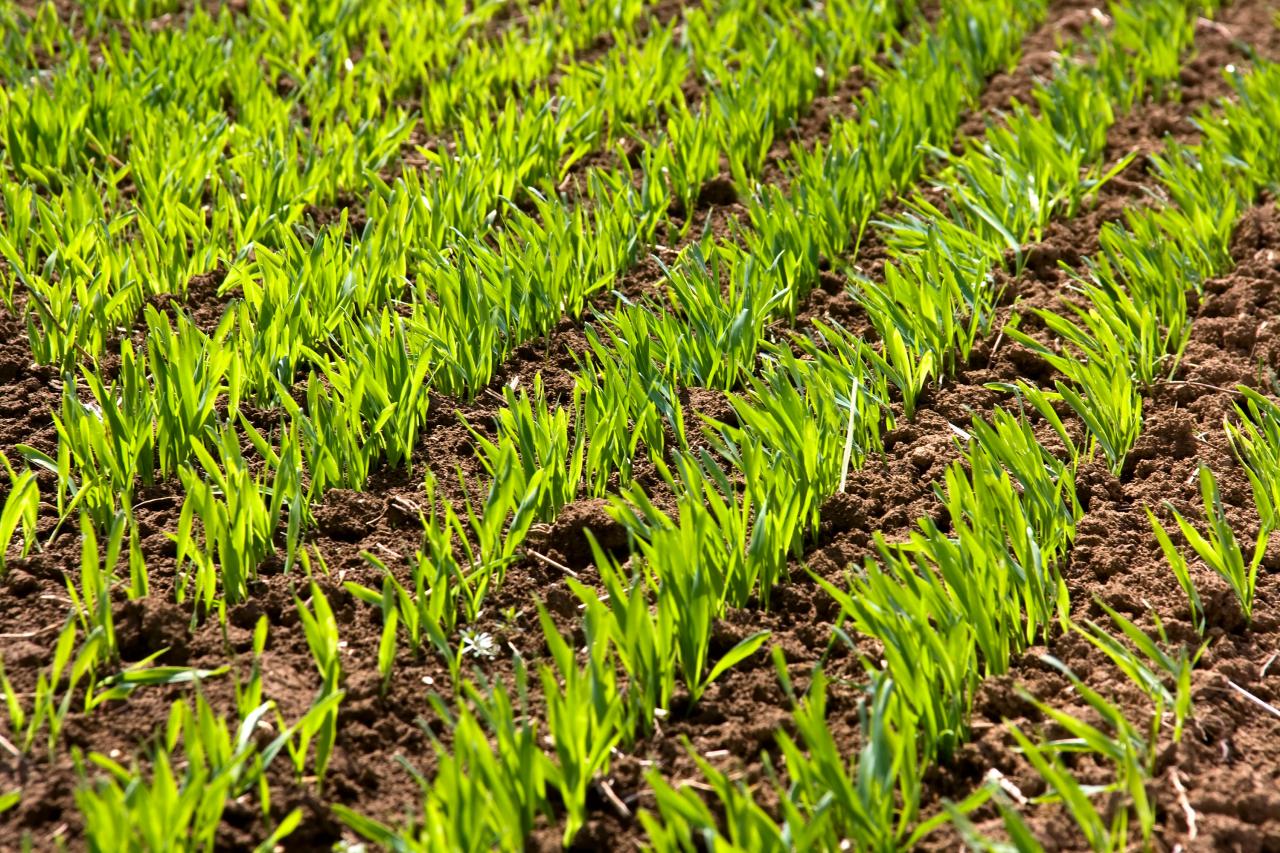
[525,548,579,578]
[598,778,632,820]
[1154,378,1241,395]
[1195,16,1232,37]
[986,767,1028,805]
[373,542,405,562]
[0,623,61,639]
[0,732,21,759]
[1226,679,1280,720]
[131,496,179,510]
[1169,767,1197,841]
[1262,651,1278,679]
[988,325,1007,361]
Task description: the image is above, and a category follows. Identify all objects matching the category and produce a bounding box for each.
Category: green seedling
[289,582,343,789]
[536,603,624,846]
[1226,385,1280,535]
[0,453,38,573]
[1079,599,1204,743]
[1158,465,1265,628]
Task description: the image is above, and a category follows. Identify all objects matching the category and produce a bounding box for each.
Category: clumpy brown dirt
[0,307,58,466]
[916,201,1280,853]
[4,1,1280,852]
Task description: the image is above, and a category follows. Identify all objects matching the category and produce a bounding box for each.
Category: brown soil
[4,2,1280,852]
[0,304,60,486]
[914,201,1280,853]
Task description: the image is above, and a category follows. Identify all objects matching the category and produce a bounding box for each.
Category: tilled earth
[4,1,1280,850]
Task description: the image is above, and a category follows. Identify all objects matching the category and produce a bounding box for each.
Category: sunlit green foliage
[2,0,1278,849]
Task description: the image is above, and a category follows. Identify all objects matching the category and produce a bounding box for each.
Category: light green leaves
[75,690,308,853]
[292,582,344,789]
[1003,333,1142,476]
[1079,599,1204,743]
[1009,655,1163,851]
[337,667,550,852]
[1147,505,1206,634]
[705,631,772,696]
[171,424,303,609]
[1227,385,1280,535]
[537,604,624,846]
[0,454,38,573]
[465,375,584,522]
[75,747,235,853]
[1159,465,1266,628]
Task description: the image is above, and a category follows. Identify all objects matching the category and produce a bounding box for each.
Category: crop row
[332,1,1280,847]
[3,0,652,127]
[5,1,1280,850]
[0,0,923,843]
[0,0,925,544]
[455,0,1194,602]
[0,0,1162,840]
[639,14,1280,852]
[0,0,912,386]
[3,0,1023,603]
